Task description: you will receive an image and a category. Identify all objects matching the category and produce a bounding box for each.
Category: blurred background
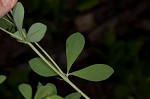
[0,0,150,99]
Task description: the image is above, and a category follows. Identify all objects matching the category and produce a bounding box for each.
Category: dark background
[0,0,150,99]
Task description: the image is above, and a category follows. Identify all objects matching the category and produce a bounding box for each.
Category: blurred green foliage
[0,67,30,99]
[102,27,150,99]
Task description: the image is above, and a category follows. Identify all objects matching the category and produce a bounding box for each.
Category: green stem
[64,77,90,99]
[27,42,60,74]
[27,42,90,99]
[34,43,64,74]
[7,13,14,22]
[0,27,22,40]
[2,17,14,26]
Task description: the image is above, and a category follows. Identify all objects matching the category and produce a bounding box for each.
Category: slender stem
[7,13,14,22]
[2,17,14,26]
[27,42,90,99]
[35,43,64,74]
[27,42,61,74]
[64,77,90,99]
[0,27,22,40]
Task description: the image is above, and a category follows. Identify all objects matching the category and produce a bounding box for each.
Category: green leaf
[34,83,57,99]
[37,82,43,89]
[13,2,24,32]
[18,83,32,99]
[29,57,57,77]
[26,23,47,42]
[0,75,6,84]
[70,64,114,82]
[66,32,85,72]
[13,31,21,38]
[46,83,57,95]
[65,92,81,99]
[50,95,64,99]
